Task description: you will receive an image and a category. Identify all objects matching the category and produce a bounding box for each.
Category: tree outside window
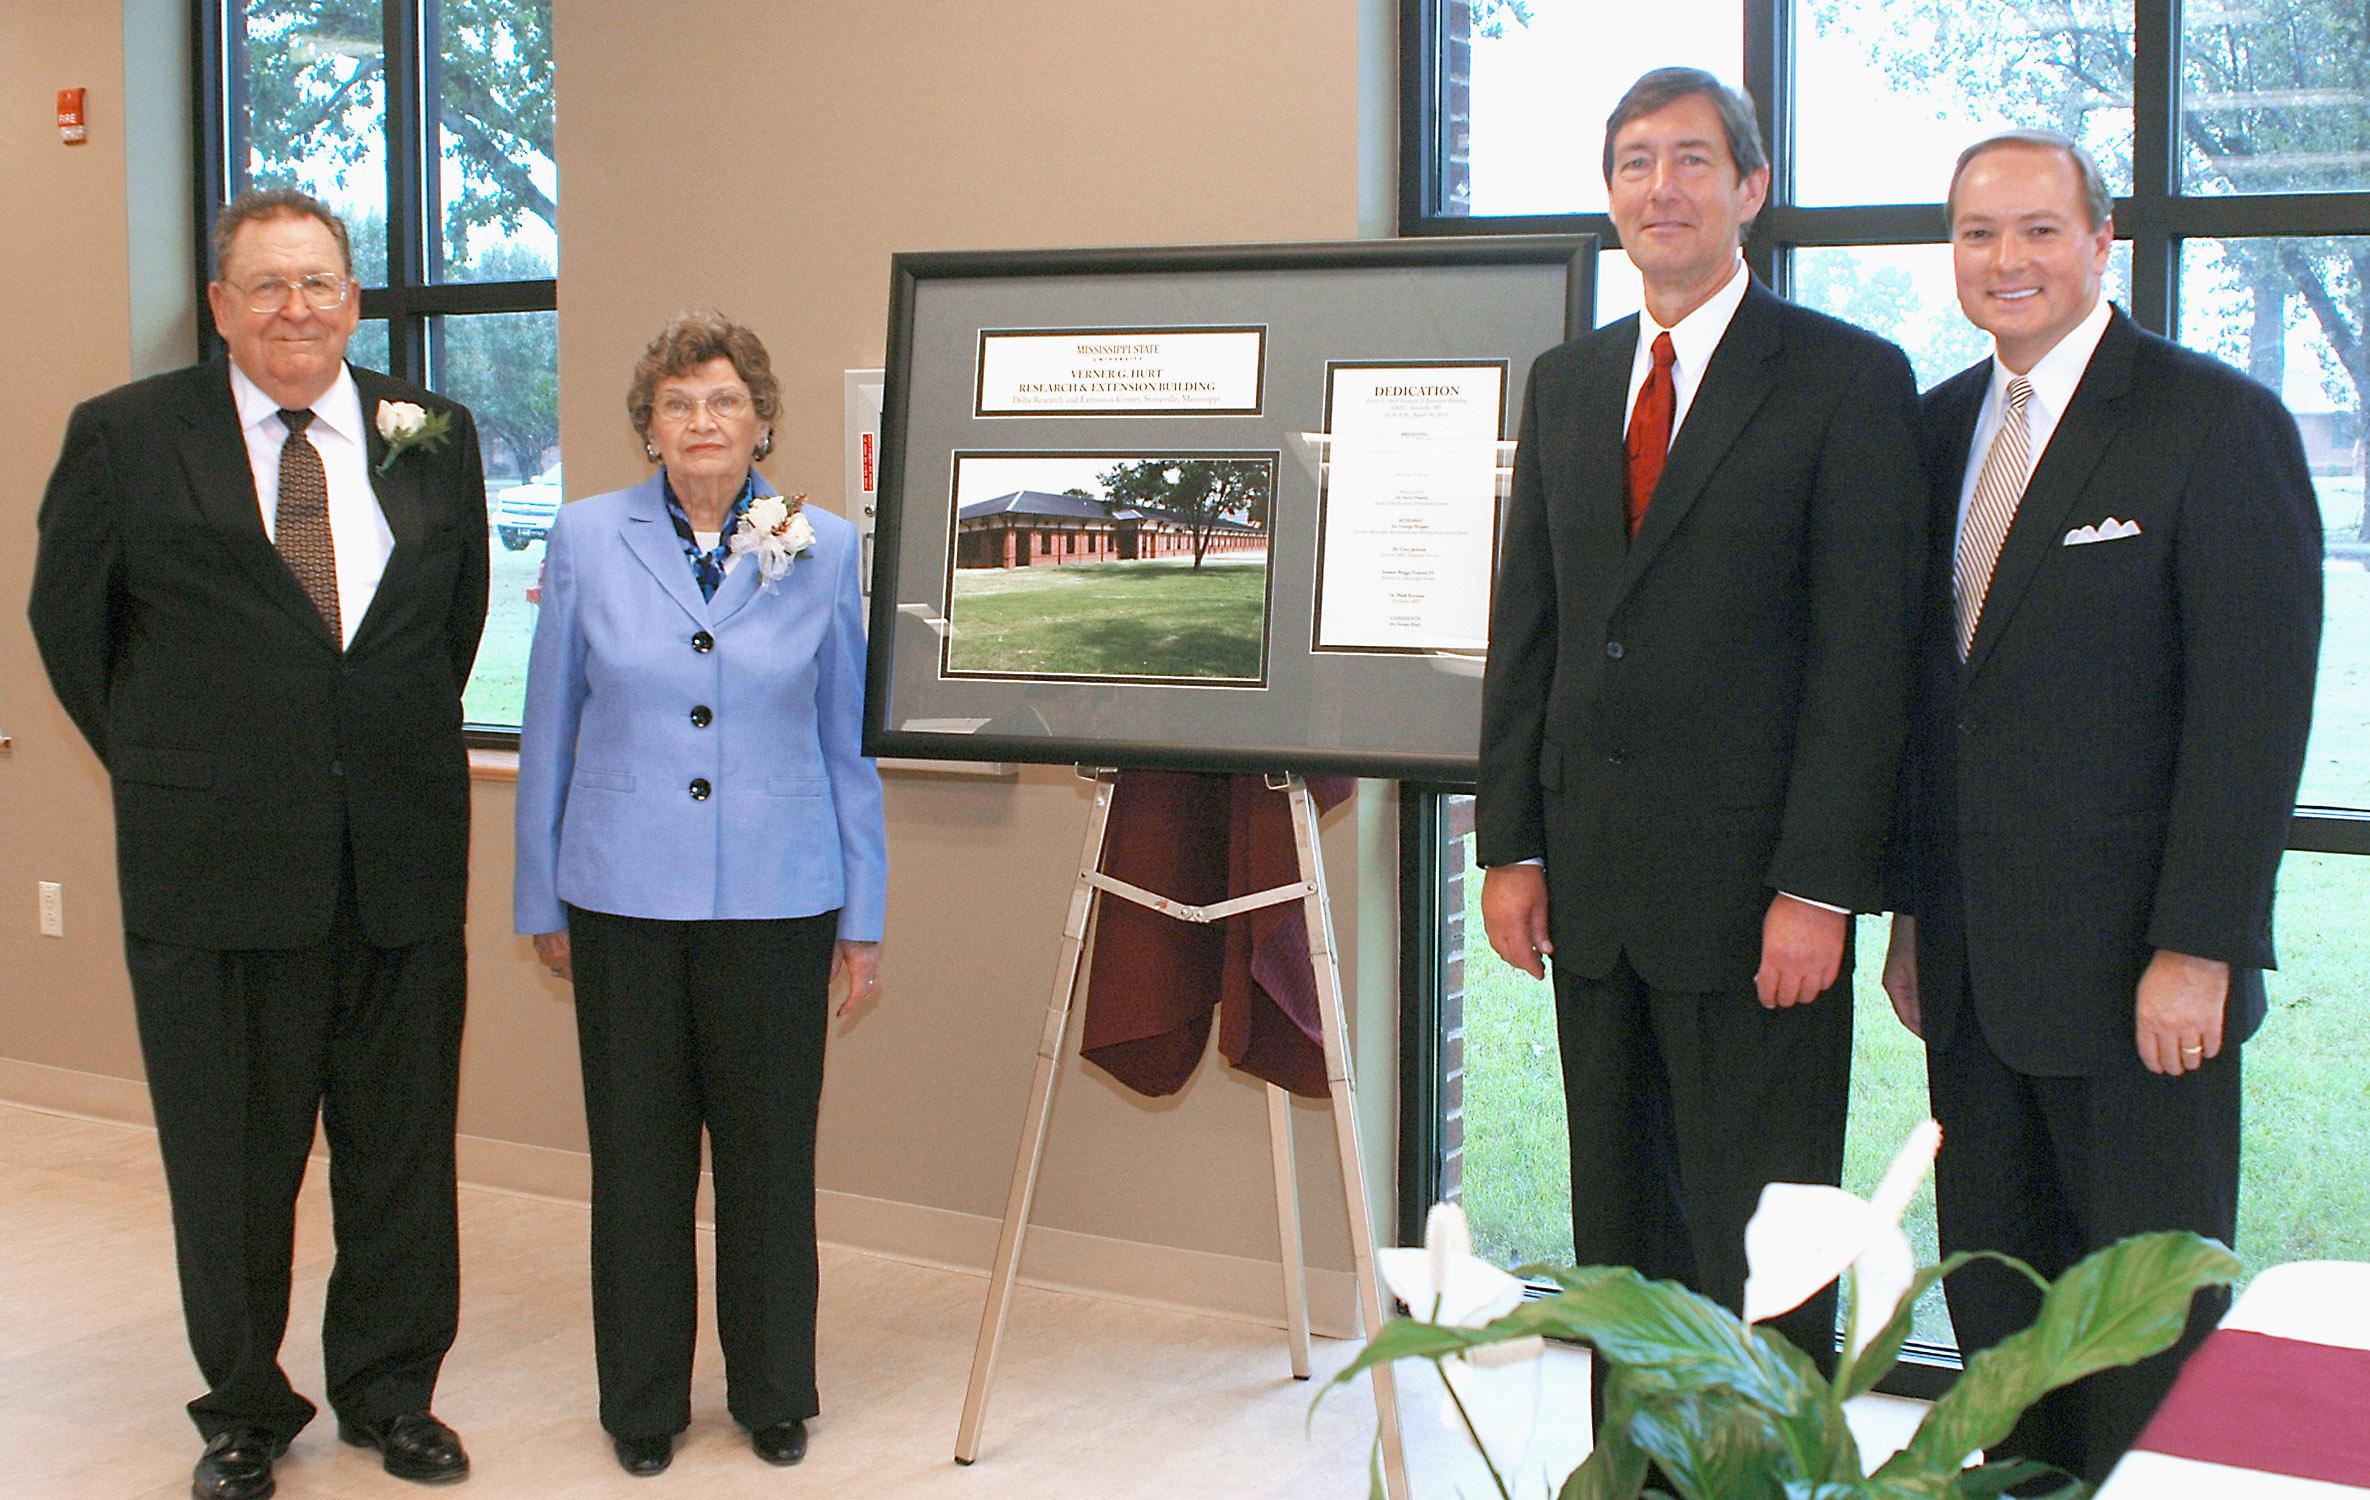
[215,0,557,730]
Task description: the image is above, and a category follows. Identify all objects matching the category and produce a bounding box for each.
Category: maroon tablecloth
[1078,771,1353,1100]
[2130,1329,2370,1487]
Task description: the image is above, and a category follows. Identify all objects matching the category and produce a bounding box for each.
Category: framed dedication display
[865,236,1595,779]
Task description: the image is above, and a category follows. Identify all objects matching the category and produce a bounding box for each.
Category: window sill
[470,746,520,782]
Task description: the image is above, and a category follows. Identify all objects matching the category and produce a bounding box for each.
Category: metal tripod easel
[952,768,1407,1500]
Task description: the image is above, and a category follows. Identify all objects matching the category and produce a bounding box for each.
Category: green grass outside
[1459,559,2370,1342]
[946,556,1269,680]
[2303,561,2370,809]
[1457,849,2370,1346]
[460,536,544,728]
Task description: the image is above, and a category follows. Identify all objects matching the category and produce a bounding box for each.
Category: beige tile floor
[0,1101,1920,1498]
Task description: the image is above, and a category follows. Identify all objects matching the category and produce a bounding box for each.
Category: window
[201,0,558,733]
[1401,0,2370,1374]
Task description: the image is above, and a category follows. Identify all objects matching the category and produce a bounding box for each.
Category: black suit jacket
[1896,309,2322,1075]
[28,359,489,950]
[1477,280,1925,991]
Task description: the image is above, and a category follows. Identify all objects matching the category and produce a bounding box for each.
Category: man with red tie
[1476,67,1924,1370]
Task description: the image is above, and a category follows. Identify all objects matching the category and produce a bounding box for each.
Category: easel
[953,767,1409,1500]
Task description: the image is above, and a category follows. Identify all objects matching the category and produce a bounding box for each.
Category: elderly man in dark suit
[29,189,487,1500]
[1476,67,1924,1373]
[1884,131,2321,1482]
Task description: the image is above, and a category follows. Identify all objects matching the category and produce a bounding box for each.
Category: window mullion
[2128,0,2179,333]
[421,0,448,286]
[381,0,426,381]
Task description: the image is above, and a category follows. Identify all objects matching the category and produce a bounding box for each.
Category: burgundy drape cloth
[1079,771,1354,1100]
[2131,1329,2370,1487]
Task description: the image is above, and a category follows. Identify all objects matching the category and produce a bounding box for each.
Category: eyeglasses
[653,391,752,424]
[226,274,352,314]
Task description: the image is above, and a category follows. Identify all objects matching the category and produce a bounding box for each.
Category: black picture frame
[865,236,1597,780]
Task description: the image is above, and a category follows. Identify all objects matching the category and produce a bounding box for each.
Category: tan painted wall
[2,0,1400,1286]
[0,5,143,1082]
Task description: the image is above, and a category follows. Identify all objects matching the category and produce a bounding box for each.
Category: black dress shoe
[613,1434,673,1476]
[339,1410,471,1484]
[192,1429,287,1500]
[751,1419,808,1466]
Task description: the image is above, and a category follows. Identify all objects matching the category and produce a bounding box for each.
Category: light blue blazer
[514,470,887,940]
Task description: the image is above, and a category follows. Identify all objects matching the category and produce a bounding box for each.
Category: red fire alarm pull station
[58,88,88,145]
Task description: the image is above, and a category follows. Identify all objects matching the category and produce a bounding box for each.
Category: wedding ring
[2181,1044,2204,1055]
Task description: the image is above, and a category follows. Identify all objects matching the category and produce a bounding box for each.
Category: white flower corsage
[729,491,818,590]
[373,399,453,475]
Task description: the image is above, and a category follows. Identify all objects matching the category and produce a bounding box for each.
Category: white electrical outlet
[38,882,63,938]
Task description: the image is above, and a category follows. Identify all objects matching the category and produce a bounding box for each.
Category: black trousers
[566,905,835,1440]
[1554,948,1854,1385]
[123,866,464,1443]
[1927,998,2239,1485]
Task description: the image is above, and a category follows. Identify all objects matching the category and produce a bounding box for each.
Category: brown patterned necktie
[275,408,341,639]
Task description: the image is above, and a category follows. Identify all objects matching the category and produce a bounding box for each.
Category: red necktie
[1625,331,1676,538]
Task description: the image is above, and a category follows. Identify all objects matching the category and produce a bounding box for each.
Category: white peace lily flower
[1742,1118,1942,1357]
[1379,1203,1548,1492]
[728,492,819,591]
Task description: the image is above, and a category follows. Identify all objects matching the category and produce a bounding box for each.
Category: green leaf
[1629,1389,1792,1500]
[1558,1395,1650,1500]
[1840,1252,2026,1402]
[1843,1476,1958,1500]
[1322,1316,1497,1394]
[1886,1232,2238,1479]
[1488,1269,1802,1407]
[1949,1459,2087,1499]
[1748,1329,1861,1482]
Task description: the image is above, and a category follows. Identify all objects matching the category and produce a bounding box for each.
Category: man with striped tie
[29,189,486,1500]
[1883,131,2322,1483]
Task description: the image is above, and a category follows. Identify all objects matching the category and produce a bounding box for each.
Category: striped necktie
[1951,375,2033,659]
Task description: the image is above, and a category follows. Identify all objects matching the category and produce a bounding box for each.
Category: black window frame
[193,0,556,744]
[1397,0,2370,1394]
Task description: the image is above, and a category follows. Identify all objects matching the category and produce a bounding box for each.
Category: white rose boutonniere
[729,492,819,590]
[373,399,454,475]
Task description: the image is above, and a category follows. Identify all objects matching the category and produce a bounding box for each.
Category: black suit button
[1605,641,1624,659]
[690,705,713,728]
[1957,719,1974,735]
[1606,751,1628,766]
[330,760,345,778]
[688,778,712,801]
[691,630,714,653]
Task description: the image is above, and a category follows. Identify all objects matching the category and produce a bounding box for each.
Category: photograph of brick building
[954,488,1264,569]
[940,453,1279,683]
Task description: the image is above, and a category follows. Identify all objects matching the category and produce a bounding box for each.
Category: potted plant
[1327,1121,2237,1499]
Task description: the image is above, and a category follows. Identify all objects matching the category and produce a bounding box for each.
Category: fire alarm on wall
[58,88,88,145]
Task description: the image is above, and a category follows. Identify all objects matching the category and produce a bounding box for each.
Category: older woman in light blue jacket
[515,310,885,1478]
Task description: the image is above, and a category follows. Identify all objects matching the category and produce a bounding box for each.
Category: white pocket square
[2063,517,2143,546]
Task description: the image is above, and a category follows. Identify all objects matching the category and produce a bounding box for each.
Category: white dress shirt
[229,360,395,649]
[1624,253,1753,448]
[1953,294,2115,547]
